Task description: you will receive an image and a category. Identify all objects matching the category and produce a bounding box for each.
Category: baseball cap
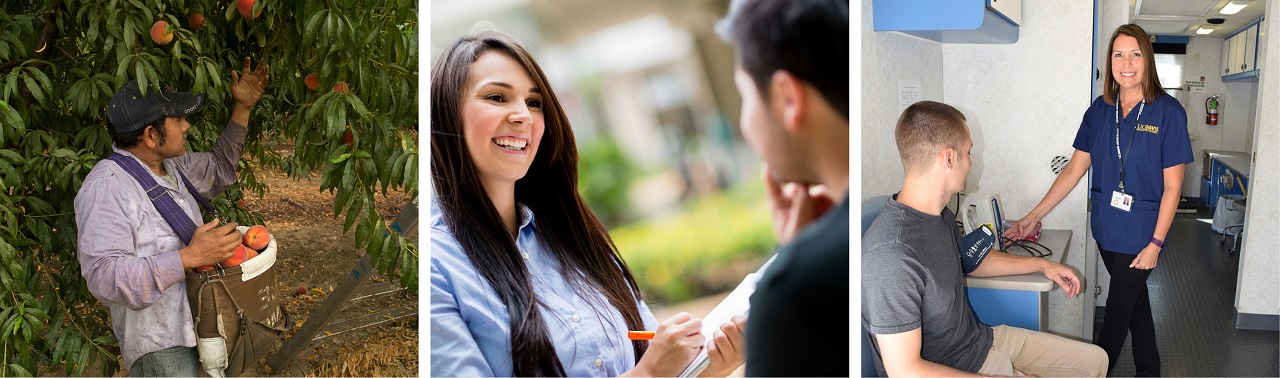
[106,80,205,133]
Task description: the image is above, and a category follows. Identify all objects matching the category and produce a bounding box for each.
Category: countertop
[963,229,1071,293]
[1205,150,1252,178]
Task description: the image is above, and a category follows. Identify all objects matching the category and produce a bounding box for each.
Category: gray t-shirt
[861,196,992,372]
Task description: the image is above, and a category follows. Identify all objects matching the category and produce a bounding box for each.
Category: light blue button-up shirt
[430,200,659,377]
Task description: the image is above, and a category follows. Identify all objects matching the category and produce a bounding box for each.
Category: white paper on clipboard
[677,254,778,377]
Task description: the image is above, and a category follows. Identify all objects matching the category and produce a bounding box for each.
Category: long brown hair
[1103,24,1165,105]
[430,31,648,376]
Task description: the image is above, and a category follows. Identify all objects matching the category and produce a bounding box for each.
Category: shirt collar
[110,145,178,188]
[429,195,538,234]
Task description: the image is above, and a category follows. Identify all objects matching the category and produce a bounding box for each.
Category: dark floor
[1093,206,1280,377]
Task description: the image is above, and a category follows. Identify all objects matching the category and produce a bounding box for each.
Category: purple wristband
[1151,237,1164,248]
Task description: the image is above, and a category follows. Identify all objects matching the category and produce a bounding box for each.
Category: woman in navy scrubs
[1006,24,1193,376]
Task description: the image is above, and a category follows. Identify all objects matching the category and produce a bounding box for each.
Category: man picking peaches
[74,57,269,377]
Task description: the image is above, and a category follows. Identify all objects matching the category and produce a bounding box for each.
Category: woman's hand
[626,312,705,377]
[1003,215,1041,241]
[698,315,748,377]
[1129,244,1161,270]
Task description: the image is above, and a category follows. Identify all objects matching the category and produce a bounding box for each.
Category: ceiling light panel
[1135,0,1217,17]
[1134,19,1196,34]
[1220,1,1248,15]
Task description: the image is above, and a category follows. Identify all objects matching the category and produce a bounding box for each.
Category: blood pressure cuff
[959,225,996,273]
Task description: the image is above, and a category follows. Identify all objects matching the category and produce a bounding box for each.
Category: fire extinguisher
[1206,95,1221,126]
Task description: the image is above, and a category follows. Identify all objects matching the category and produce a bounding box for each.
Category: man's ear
[768,70,806,133]
[942,148,955,169]
[142,125,159,148]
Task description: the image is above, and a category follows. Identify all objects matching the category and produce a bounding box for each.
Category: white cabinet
[1222,19,1265,81]
[1243,26,1257,72]
[1223,35,1233,75]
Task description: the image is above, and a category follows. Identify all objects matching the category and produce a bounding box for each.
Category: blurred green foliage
[578,139,636,227]
[612,185,775,305]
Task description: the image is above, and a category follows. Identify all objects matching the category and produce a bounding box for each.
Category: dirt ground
[238,166,418,377]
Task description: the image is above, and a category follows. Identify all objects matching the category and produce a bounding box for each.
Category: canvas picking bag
[184,229,288,377]
[107,153,287,377]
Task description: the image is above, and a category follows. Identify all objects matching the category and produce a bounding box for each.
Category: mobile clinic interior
[859,0,1278,376]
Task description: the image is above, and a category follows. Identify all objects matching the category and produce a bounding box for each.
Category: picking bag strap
[107,153,217,245]
[175,165,218,215]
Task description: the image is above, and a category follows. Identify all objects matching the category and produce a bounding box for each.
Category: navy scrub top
[1073,94,1193,254]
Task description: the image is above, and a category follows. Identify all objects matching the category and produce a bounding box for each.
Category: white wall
[1222,81,1259,152]
[941,1,1095,339]
[859,0,944,200]
[1234,0,1278,321]
[1180,37,1229,196]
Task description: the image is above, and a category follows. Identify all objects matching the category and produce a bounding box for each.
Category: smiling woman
[459,52,546,208]
[1005,23,1193,376]
[428,30,748,377]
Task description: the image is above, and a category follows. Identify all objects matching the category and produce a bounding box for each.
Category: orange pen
[627,331,655,340]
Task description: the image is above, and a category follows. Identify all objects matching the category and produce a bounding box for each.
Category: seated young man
[861,101,1109,377]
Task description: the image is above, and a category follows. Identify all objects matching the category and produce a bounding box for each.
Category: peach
[243,225,271,251]
[150,20,173,45]
[237,0,262,19]
[223,245,251,267]
[304,73,319,91]
[189,13,205,30]
[195,265,214,273]
[342,129,354,145]
[333,81,349,94]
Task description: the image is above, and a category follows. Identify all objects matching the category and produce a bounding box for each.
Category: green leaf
[343,193,362,232]
[346,95,371,118]
[124,18,136,52]
[22,73,43,105]
[0,237,13,264]
[355,213,370,248]
[51,148,77,160]
[389,152,407,188]
[403,154,416,189]
[135,64,147,95]
[6,363,31,377]
[0,101,21,133]
[302,10,325,47]
[75,340,89,376]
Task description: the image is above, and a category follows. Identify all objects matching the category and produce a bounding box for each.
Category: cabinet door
[1223,35,1234,75]
[1235,32,1247,71]
[1244,25,1257,72]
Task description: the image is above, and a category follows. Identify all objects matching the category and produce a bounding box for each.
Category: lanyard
[1114,96,1144,192]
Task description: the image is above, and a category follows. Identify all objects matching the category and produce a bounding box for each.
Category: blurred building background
[430,0,775,305]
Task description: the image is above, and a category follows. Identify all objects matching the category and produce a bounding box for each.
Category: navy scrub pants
[1097,246,1161,376]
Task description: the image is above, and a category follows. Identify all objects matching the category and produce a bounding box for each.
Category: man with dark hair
[74,58,269,376]
[862,101,1108,377]
[718,0,849,375]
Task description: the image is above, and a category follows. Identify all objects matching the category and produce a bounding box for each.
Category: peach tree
[0,0,417,375]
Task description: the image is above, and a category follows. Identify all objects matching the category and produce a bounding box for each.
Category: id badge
[1111,191,1133,212]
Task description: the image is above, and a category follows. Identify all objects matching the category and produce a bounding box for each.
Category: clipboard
[676,254,778,377]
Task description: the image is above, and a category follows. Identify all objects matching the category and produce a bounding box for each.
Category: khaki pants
[977,325,1109,377]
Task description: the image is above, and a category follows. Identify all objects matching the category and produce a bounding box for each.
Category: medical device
[961,193,1006,240]
[962,193,1050,256]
